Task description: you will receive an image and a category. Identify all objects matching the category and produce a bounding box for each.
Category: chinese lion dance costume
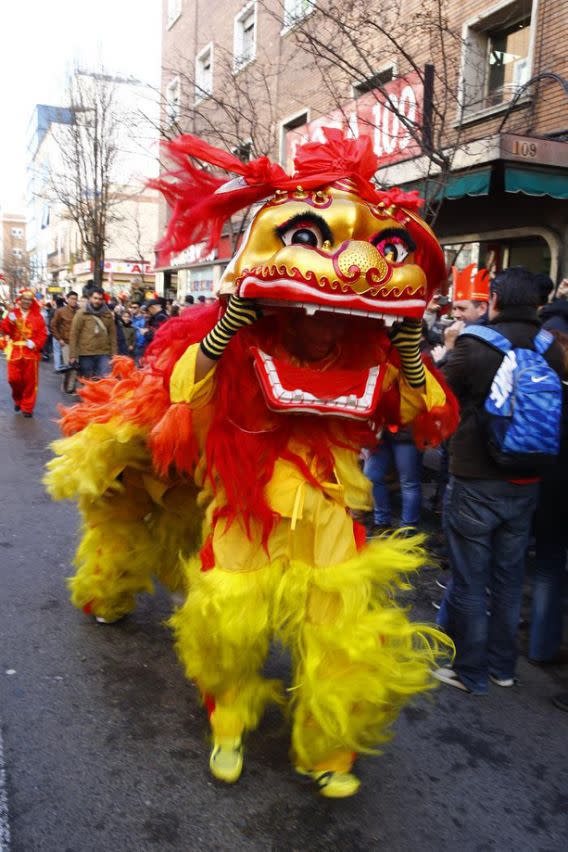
[46,129,458,798]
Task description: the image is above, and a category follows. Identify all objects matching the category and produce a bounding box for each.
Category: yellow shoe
[209,737,244,783]
[296,767,361,798]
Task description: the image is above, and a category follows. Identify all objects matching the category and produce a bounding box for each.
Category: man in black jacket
[434,267,566,695]
[141,299,169,349]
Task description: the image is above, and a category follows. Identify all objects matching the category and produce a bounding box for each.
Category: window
[234,2,257,71]
[167,0,182,29]
[165,77,181,125]
[195,44,213,102]
[13,248,23,259]
[459,0,533,120]
[282,0,315,31]
[353,66,395,99]
[486,17,531,106]
[280,109,309,167]
[11,227,24,239]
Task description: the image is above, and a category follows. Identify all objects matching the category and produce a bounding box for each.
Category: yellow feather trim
[171,534,454,764]
[45,419,149,502]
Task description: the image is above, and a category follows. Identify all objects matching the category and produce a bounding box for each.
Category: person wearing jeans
[77,354,111,380]
[434,268,566,694]
[364,428,422,531]
[529,344,568,665]
[442,476,538,693]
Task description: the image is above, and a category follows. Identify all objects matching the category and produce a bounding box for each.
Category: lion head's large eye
[276,213,332,250]
[279,222,324,248]
[371,228,415,264]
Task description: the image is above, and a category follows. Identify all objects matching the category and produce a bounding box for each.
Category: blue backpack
[460,325,562,470]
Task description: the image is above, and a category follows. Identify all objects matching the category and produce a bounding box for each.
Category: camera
[427,316,454,347]
[435,295,451,306]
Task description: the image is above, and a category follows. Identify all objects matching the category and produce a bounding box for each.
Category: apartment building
[0,211,28,299]
[27,74,161,297]
[158,0,568,292]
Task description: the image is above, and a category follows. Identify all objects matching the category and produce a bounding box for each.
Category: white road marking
[0,725,10,851]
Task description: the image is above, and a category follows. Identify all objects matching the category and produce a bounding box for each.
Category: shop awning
[505,166,568,199]
[405,167,492,201]
[443,168,492,199]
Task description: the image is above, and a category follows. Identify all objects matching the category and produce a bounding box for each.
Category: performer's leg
[70,474,160,623]
[171,562,282,782]
[19,359,39,415]
[7,359,25,409]
[279,534,452,797]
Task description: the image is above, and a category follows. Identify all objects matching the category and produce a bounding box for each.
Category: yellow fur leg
[69,514,156,622]
[273,535,454,768]
[171,562,285,734]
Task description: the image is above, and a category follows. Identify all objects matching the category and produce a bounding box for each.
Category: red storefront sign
[284,72,424,172]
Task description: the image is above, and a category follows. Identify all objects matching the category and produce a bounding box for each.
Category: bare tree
[255,0,470,223]
[42,69,123,287]
[259,0,530,225]
[157,43,289,252]
[1,253,31,299]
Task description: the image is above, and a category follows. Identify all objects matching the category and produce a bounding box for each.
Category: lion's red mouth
[251,347,386,419]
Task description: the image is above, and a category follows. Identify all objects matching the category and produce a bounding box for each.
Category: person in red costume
[1,289,47,417]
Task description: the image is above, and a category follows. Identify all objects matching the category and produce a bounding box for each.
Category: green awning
[444,168,492,199]
[505,166,568,199]
[405,167,492,201]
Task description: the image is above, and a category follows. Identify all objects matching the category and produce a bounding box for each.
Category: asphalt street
[0,357,567,852]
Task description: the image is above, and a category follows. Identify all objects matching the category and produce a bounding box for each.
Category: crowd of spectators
[364,267,568,713]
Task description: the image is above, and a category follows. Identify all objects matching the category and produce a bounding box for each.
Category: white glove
[25,340,35,350]
[8,312,16,322]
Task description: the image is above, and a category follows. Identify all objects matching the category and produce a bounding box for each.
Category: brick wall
[161,0,568,173]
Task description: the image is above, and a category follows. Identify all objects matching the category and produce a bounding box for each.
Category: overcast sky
[0,0,162,212]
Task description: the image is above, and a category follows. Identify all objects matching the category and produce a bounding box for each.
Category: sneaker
[296,767,360,798]
[209,737,243,783]
[489,675,516,688]
[22,412,33,418]
[14,404,20,412]
[433,666,471,693]
[95,614,125,624]
[431,600,441,611]
[435,576,447,590]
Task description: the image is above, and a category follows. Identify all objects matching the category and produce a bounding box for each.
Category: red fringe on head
[150,127,429,262]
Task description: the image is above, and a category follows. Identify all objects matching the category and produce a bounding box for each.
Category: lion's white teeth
[258,350,380,415]
[256,298,403,324]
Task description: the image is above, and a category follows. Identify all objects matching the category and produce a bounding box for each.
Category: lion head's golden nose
[335,241,389,291]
